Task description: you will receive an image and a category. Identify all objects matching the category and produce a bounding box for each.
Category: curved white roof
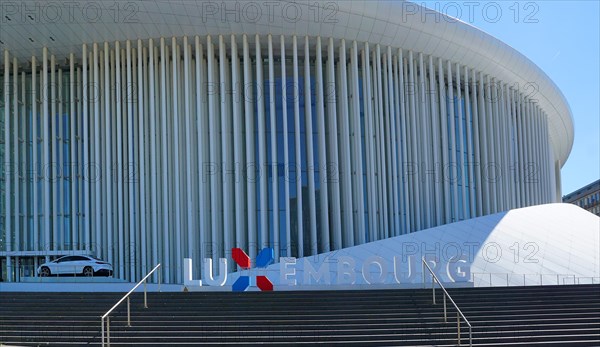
[0,0,573,163]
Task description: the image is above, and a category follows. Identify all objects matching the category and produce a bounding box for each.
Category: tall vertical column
[327,37,342,249]
[267,34,280,258]
[292,35,304,257]
[280,35,292,256]
[231,35,244,253]
[397,51,410,233]
[136,40,148,275]
[218,35,233,261]
[171,37,182,282]
[315,37,330,252]
[12,57,19,255]
[242,34,257,259]
[255,35,268,251]
[159,38,171,282]
[3,51,12,278]
[195,36,208,274]
[339,40,355,246]
[455,63,467,220]
[183,36,195,262]
[303,36,317,255]
[350,42,365,243]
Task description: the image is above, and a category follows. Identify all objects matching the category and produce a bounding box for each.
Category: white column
[292,35,304,257]
[398,51,411,233]
[428,57,442,225]
[351,42,365,243]
[477,72,490,215]
[374,45,388,238]
[136,40,148,275]
[115,41,126,279]
[315,37,330,252]
[327,37,342,249]
[218,35,233,261]
[171,38,182,282]
[42,47,51,258]
[390,52,403,235]
[348,41,366,244]
[267,34,280,258]
[103,42,113,265]
[231,35,244,252]
[160,37,172,283]
[148,38,158,277]
[91,43,101,257]
[3,50,11,264]
[339,40,355,246]
[384,46,401,236]
[446,61,459,222]
[76,64,83,249]
[418,54,432,226]
[280,35,292,256]
[242,34,257,259]
[508,86,519,209]
[470,69,483,217]
[382,50,395,234]
[361,44,376,240]
[303,36,317,255]
[195,36,208,274]
[182,36,194,263]
[455,63,468,220]
[18,65,25,252]
[407,52,421,229]
[126,40,136,280]
[12,57,19,253]
[255,35,268,251]
[463,66,475,218]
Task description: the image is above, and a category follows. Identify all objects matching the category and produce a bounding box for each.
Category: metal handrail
[101,263,161,346]
[422,258,472,347]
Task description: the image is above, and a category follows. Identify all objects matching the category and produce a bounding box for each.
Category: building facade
[0,1,574,283]
[563,179,600,216]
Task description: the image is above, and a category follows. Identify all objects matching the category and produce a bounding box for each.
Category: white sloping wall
[228,203,600,289]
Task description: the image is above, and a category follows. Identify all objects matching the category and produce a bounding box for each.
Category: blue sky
[419,1,600,195]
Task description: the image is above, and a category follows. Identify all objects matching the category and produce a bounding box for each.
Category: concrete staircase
[1,284,598,346]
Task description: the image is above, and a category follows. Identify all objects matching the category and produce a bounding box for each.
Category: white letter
[304,258,330,285]
[202,257,227,286]
[336,256,356,285]
[280,257,297,285]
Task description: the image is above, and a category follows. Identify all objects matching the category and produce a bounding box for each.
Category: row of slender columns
[1,36,558,283]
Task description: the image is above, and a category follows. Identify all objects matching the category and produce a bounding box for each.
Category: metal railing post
[469,326,472,347]
[107,316,110,346]
[101,317,105,346]
[422,260,425,289]
[457,312,461,346]
[159,269,162,292]
[432,277,436,305]
[127,296,131,327]
[443,294,447,323]
[144,280,148,308]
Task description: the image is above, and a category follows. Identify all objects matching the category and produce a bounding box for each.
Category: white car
[37,255,113,277]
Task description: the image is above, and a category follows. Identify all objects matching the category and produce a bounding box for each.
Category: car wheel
[40,267,51,277]
[83,266,94,277]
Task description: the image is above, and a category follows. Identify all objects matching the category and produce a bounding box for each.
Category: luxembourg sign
[184,246,472,290]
